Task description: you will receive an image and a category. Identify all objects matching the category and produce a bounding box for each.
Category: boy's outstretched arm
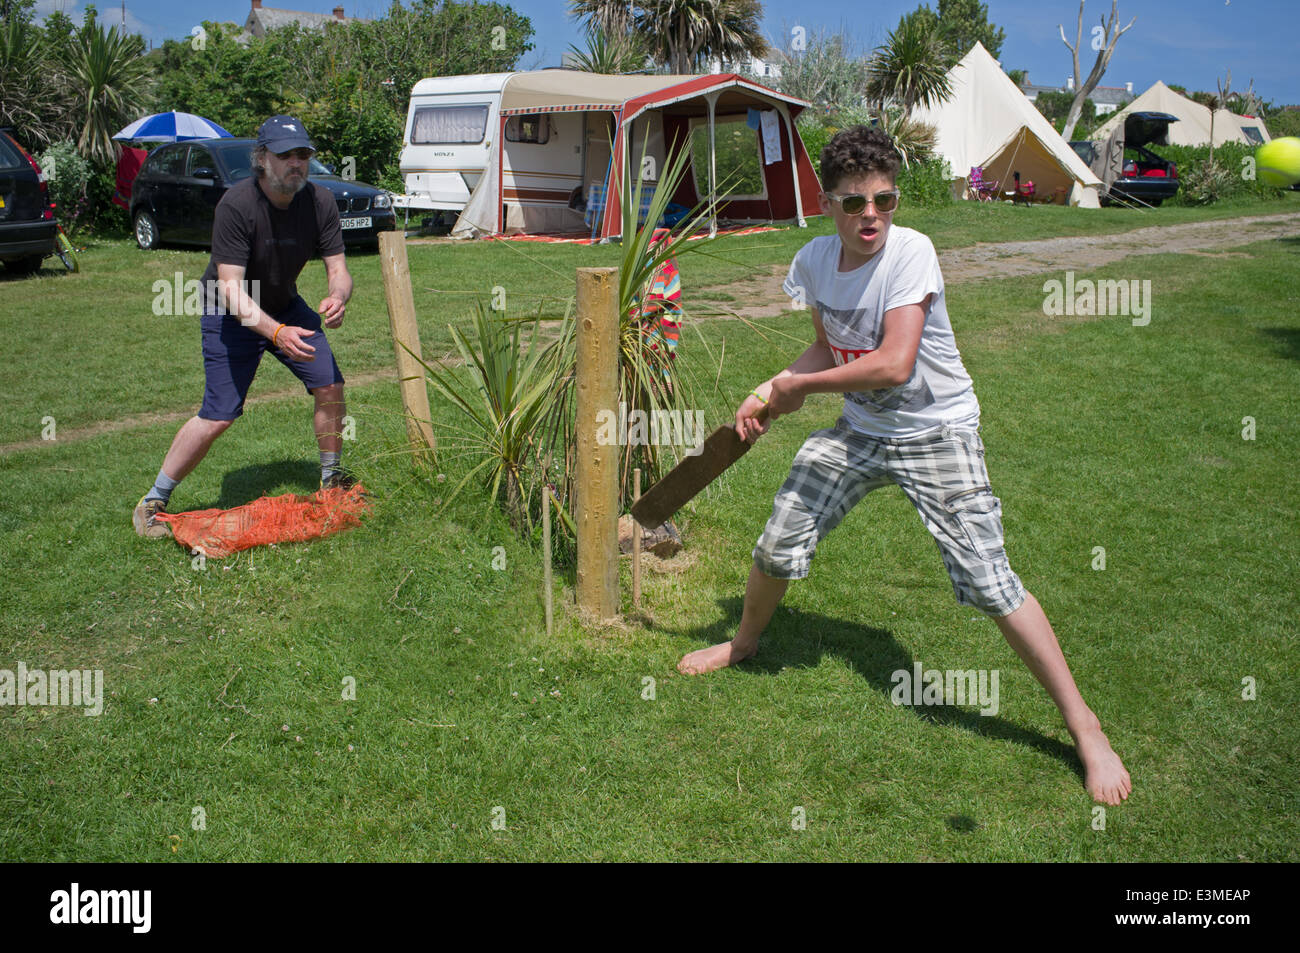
[736,307,838,443]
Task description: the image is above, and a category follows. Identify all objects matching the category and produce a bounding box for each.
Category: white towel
[759,110,782,165]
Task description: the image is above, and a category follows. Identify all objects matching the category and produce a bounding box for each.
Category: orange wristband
[272,323,286,347]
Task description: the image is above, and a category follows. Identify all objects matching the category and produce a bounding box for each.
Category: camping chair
[1010,171,1035,206]
[586,184,661,240]
[968,166,999,202]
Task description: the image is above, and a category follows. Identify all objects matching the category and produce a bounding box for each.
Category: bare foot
[1071,713,1132,805]
[677,640,756,675]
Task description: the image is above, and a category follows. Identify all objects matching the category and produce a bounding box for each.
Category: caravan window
[412,104,490,144]
[505,114,550,144]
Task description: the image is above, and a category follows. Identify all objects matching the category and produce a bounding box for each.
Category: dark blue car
[130,138,396,249]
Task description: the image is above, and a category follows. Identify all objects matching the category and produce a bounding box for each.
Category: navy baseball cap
[257,115,315,154]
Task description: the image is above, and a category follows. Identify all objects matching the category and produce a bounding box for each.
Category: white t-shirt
[782,227,980,439]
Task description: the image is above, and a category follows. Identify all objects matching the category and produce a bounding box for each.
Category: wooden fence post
[379,231,435,456]
[574,266,620,621]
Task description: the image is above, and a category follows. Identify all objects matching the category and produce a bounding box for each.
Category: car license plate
[340,216,371,229]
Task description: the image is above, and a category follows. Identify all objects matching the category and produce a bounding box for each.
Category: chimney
[1066,76,1074,91]
[1125,81,1133,93]
[333,5,344,18]
[251,0,261,8]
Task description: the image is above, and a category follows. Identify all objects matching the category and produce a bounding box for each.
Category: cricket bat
[631,405,770,528]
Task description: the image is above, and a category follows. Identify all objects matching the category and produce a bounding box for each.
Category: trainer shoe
[320,471,360,492]
[133,495,173,539]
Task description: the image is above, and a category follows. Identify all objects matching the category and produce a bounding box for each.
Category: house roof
[244,5,369,35]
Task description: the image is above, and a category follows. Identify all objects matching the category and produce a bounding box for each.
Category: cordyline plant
[411,302,575,537]
[412,131,733,539]
[542,134,733,507]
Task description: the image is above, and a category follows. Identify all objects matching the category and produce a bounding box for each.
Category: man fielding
[133,115,354,537]
[677,126,1131,806]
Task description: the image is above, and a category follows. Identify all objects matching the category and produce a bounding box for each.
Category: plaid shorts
[753,417,1027,617]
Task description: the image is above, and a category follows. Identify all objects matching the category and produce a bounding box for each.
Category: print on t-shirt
[782,229,980,438]
[817,300,936,413]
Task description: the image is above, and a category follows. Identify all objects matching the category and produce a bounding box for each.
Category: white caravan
[394,73,512,226]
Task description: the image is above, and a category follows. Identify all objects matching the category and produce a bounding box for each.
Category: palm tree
[636,0,767,75]
[66,23,151,165]
[0,15,78,148]
[568,0,637,40]
[567,28,648,74]
[864,16,953,120]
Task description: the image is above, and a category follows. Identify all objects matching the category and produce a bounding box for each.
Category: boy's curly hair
[820,126,902,191]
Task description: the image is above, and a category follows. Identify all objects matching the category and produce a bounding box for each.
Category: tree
[898,0,1005,67]
[66,20,151,164]
[1059,0,1136,141]
[571,0,767,74]
[770,28,868,114]
[865,14,953,119]
[933,0,1005,61]
[568,0,637,41]
[636,0,767,74]
[1033,88,1096,136]
[152,23,287,137]
[150,1,536,186]
[567,28,648,73]
[0,7,78,149]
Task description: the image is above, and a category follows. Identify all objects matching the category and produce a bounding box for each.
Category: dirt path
[706,211,1300,319]
[7,212,1296,453]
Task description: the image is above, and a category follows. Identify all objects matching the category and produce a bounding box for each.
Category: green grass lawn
[1,202,1297,860]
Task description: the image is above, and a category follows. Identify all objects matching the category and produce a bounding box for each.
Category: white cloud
[34,0,154,37]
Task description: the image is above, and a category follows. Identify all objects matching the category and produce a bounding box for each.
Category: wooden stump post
[379,231,435,457]
[575,266,620,621]
[542,485,553,637]
[632,468,642,609]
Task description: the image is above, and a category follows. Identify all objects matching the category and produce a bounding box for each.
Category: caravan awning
[498,72,811,118]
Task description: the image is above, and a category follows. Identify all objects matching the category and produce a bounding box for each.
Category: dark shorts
[198,296,344,421]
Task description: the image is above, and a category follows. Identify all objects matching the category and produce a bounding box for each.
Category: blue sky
[35,0,1298,106]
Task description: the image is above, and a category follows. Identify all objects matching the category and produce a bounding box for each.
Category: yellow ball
[1257,137,1300,188]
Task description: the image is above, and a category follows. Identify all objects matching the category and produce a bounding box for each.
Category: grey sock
[320,451,341,481]
[145,468,180,504]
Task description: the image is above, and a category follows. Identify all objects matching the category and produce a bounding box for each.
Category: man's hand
[767,375,806,420]
[274,324,317,362]
[319,295,346,329]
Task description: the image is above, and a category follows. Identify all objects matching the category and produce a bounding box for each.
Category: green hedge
[898,157,953,208]
[1149,142,1288,204]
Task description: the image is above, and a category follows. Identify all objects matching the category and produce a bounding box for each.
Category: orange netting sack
[154,485,371,559]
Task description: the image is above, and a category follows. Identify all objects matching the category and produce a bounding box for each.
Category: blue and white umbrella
[112,112,234,143]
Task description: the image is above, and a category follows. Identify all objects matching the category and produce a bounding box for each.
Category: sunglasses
[275,148,314,161]
[825,189,901,215]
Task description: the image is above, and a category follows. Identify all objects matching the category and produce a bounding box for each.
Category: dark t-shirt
[200,177,345,317]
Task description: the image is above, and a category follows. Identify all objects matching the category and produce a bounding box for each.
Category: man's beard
[267,167,307,197]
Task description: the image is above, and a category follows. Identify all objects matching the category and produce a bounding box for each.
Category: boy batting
[677,126,1131,806]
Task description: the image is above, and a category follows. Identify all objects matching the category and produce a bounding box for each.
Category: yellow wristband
[272,323,286,347]
[749,390,768,405]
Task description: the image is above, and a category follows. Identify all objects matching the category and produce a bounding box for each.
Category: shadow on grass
[669,596,1081,781]
[208,458,320,508]
[1259,326,1300,361]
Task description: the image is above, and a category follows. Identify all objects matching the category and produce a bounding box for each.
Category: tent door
[584,113,615,201]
